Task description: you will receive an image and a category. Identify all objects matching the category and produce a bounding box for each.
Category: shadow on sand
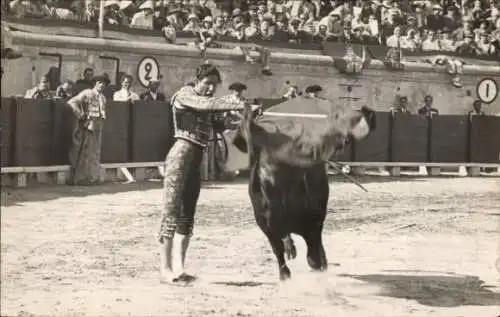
[211,281,275,287]
[340,271,500,307]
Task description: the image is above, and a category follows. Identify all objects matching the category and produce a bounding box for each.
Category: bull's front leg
[265,234,292,281]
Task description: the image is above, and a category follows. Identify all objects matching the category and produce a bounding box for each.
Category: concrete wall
[3,31,500,115]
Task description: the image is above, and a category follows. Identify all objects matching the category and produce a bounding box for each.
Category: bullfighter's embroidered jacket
[171,85,246,148]
[68,88,106,119]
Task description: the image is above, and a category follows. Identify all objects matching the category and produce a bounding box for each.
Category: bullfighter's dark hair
[195,63,222,84]
[83,67,93,76]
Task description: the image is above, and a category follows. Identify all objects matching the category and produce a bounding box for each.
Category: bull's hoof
[307,256,328,272]
[279,266,291,281]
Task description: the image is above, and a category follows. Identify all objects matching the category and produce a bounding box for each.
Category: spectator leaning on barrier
[113,74,140,102]
[55,79,74,99]
[67,74,109,186]
[418,94,439,117]
[24,75,52,99]
[468,99,486,117]
[391,95,411,114]
[140,78,166,101]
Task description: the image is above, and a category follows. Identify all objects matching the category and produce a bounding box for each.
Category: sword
[327,161,368,193]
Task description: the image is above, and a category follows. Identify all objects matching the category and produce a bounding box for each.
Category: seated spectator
[391,96,411,114]
[214,15,230,37]
[104,1,128,26]
[456,33,481,56]
[55,80,74,99]
[477,31,497,55]
[422,29,442,51]
[468,100,486,117]
[162,20,177,43]
[140,78,166,102]
[402,28,421,51]
[130,1,154,29]
[312,24,336,43]
[25,75,52,99]
[418,95,439,117]
[83,0,99,23]
[9,0,51,19]
[74,67,95,94]
[439,28,457,52]
[183,13,200,32]
[113,74,139,102]
[386,26,404,48]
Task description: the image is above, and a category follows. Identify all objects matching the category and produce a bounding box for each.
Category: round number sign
[137,56,160,88]
[476,78,498,104]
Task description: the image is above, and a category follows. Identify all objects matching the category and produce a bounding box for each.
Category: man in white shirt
[386,26,405,48]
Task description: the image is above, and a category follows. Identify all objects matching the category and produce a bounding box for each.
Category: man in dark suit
[140,79,166,101]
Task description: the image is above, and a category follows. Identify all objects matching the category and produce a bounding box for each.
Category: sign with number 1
[476,78,498,105]
[137,56,160,88]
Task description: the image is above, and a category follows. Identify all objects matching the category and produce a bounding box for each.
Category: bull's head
[228,102,376,170]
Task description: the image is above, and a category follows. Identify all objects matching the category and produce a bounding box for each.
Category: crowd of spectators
[5,0,500,57]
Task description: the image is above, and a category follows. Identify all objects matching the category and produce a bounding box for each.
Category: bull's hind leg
[302,227,328,272]
[282,235,297,260]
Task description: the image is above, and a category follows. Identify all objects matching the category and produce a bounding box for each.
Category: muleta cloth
[226,97,356,169]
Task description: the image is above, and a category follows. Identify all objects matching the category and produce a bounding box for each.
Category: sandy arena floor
[1,176,499,317]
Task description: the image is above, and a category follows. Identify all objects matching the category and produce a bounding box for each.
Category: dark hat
[305,85,323,94]
[93,75,110,85]
[228,82,247,92]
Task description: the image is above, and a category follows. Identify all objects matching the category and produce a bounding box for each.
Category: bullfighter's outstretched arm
[172,86,246,112]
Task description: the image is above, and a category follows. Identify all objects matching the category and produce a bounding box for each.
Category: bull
[228,102,376,281]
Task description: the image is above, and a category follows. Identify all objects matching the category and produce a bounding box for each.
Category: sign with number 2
[137,56,160,88]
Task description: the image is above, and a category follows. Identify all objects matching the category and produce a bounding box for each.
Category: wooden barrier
[469,115,500,163]
[0,97,16,167]
[1,100,499,186]
[391,114,429,163]
[14,98,54,166]
[354,112,392,162]
[131,100,173,162]
[101,101,131,163]
[429,115,469,163]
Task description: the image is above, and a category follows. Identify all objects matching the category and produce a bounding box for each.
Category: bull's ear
[361,106,376,131]
[232,130,248,153]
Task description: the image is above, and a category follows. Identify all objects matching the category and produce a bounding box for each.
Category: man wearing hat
[304,85,323,99]
[140,78,166,101]
[67,75,110,186]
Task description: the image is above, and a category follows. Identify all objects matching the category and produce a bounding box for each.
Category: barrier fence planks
[430,115,469,163]
[101,101,131,164]
[52,99,74,165]
[131,101,173,162]
[14,98,54,166]
[391,114,429,163]
[469,116,500,163]
[1,97,15,167]
[354,111,391,162]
